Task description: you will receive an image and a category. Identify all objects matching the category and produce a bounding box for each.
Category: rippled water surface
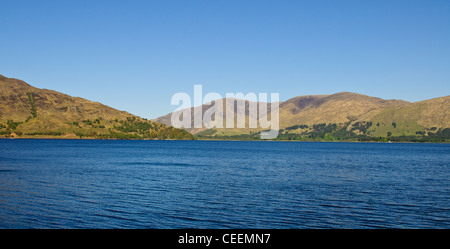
[0,139,449,228]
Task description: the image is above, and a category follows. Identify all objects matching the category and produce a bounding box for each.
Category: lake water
[0,139,449,228]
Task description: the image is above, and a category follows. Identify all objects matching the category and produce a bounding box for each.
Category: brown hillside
[0,74,133,123]
[155,92,409,134]
[0,74,193,139]
[279,92,408,128]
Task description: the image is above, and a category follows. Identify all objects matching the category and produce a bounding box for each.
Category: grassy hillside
[364,96,450,137]
[155,97,270,135]
[278,92,408,128]
[156,91,449,142]
[0,74,194,139]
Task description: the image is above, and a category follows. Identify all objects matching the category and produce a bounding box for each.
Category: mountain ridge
[155,90,449,141]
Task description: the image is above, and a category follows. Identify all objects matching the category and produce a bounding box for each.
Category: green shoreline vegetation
[0,116,195,140]
[195,123,450,143]
[2,119,449,142]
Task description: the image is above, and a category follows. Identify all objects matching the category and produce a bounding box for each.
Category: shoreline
[1,136,449,143]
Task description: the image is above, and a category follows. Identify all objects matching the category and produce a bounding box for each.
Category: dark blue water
[0,139,449,228]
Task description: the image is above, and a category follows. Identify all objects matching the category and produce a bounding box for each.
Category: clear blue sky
[1,0,449,119]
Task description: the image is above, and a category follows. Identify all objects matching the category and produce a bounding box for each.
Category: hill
[155,92,449,142]
[362,95,450,137]
[278,92,409,128]
[0,74,194,139]
[155,97,269,135]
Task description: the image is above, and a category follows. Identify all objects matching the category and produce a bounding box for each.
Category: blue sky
[1,0,449,119]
